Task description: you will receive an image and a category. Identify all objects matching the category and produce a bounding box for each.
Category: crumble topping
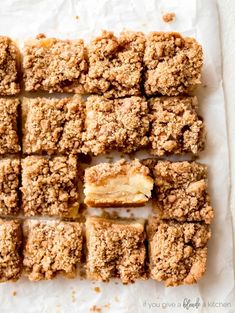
[86,217,146,284]
[153,161,214,224]
[0,98,20,154]
[83,95,149,155]
[85,159,150,185]
[21,155,80,217]
[22,96,85,155]
[144,32,203,96]
[0,158,20,215]
[0,219,22,282]
[148,217,211,286]
[23,220,83,280]
[0,36,20,95]
[86,31,145,98]
[149,96,205,155]
[23,36,87,93]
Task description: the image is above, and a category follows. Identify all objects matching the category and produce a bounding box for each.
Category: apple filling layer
[84,159,154,207]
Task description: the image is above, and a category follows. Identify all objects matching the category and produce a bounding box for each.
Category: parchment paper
[0,0,234,312]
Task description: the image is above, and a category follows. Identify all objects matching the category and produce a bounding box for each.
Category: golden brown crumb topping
[21,155,80,217]
[149,96,205,155]
[148,218,211,286]
[85,159,150,185]
[144,32,203,96]
[0,158,20,215]
[23,220,83,281]
[0,219,22,282]
[162,12,176,23]
[86,31,145,98]
[86,217,146,284]
[83,95,149,155]
[0,36,20,95]
[23,37,87,93]
[0,98,20,154]
[153,161,214,224]
[22,96,85,155]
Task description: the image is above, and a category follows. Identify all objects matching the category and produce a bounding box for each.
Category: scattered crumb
[94,287,101,293]
[104,304,110,309]
[12,291,17,296]
[162,12,176,23]
[114,296,119,302]
[75,15,80,20]
[71,290,76,303]
[90,305,102,313]
[126,209,131,213]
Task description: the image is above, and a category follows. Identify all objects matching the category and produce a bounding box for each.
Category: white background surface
[0,0,234,312]
[217,0,235,234]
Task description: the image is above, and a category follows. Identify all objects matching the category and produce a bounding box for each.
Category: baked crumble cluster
[86,216,146,284]
[86,31,145,98]
[0,158,20,215]
[152,161,214,224]
[84,159,153,207]
[23,35,88,93]
[21,155,80,217]
[83,95,149,155]
[0,98,20,154]
[22,96,85,155]
[144,32,203,96]
[149,96,205,156]
[0,219,22,282]
[0,36,20,95]
[23,220,83,281]
[147,217,211,286]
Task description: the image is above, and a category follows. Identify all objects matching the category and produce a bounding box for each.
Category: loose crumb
[93,287,101,293]
[162,12,176,23]
[12,291,17,296]
[90,305,102,313]
[75,15,80,20]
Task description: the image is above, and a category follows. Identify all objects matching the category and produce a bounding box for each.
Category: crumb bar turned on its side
[152,161,214,224]
[86,31,145,98]
[0,157,20,216]
[144,32,203,96]
[23,220,83,281]
[22,96,85,155]
[21,155,80,217]
[83,95,149,155]
[149,96,205,156]
[84,159,153,207]
[147,217,211,286]
[0,36,20,95]
[23,35,87,93]
[86,216,146,284]
[0,98,20,155]
[0,219,22,282]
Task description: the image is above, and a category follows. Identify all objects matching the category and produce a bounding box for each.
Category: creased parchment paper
[0,0,234,312]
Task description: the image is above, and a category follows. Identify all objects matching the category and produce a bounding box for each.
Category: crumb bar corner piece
[23,220,83,281]
[144,32,203,96]
[0,36,20,95]
[23,35,87,93]
[22,96,85,155]
[149,96,205,156]
[83,95,149,155]
[84,159,153,207]
[152,160,214,224]
[86,216,146,284]
[0,98,20,155]
[86,30,145,98]
[147,217,211,286]
[21,155,80,217]
[0,218,22,282]
[0,157,20,215]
